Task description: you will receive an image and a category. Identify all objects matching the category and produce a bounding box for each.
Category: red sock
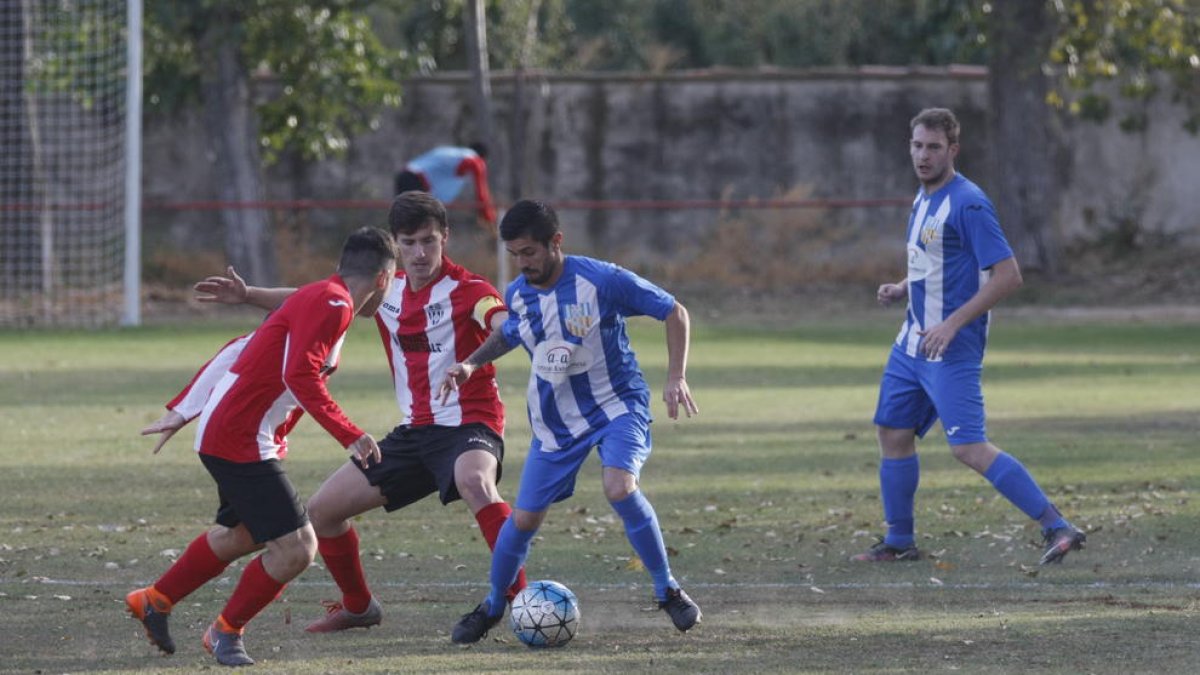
[153,532,230,604]
[317,528,371,614]
[475,501,527,600]
[220,556,286,629]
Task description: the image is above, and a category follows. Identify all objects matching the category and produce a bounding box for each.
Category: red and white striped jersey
[195,275,365,462]
[166,332,254,421]
[374,257,505,436]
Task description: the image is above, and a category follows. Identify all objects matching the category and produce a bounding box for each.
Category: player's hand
[194,266,248,305]
[437,363,476,405]
[916,322,959,360]
[348,433,381,469]
[140,410,188,455]
[663,376,699,420]
[877,283,907,306]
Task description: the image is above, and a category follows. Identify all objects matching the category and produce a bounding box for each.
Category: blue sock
[983,452,1060,526]
[611,491,675,601]
[880,455,920,548]
[484,518,535,616]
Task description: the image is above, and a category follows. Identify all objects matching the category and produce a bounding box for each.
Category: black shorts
[200,454,309,544]
[357,423,504,511]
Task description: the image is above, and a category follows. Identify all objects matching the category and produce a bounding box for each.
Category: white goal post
[0,0,141,327]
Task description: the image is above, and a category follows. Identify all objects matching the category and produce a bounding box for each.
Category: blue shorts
[515,412,652,513]
[872,348,988,445]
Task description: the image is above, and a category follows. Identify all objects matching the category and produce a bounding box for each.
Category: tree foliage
[145,0,402,163]
[1049,0,1200,132]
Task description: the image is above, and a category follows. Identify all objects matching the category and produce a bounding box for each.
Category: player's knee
[877,426,916,458]
[601,470,638,502]
[604,484,635,503]
[274,528,318,573]
[455,470,497,504]
[305,495,339,537]
[512,509,544,532]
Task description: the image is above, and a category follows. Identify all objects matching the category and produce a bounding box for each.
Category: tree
[144,1,401,285]
[987,0,1063,273]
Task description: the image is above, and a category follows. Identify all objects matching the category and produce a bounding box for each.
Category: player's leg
[451,507,547,644]
[856,353,935,562]
[869,425,923,557]
[933,360,1085,565]
[446,425,528,599]
[452,436,586,644]
[597,413,700,632]
[126,477,263,656]
[126,524,257,656]
[202,458,312,666]
[304,461,388,631]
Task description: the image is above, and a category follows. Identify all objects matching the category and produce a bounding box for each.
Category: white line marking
[8,578,1200,592]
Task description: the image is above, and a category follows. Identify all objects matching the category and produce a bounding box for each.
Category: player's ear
[550,231,564,251]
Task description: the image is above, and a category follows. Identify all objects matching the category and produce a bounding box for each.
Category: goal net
[1,0,136,327]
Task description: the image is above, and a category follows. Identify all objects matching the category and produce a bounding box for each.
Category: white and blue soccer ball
[509,580,580,648]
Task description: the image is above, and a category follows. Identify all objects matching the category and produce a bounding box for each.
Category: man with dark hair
[394,145,496,226]
[440,198,703,644]
[135,191,525,644]
[126,227,396,666]
[854,107,1086,565]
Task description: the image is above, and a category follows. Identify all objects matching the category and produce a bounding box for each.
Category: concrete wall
[142,67,1200,284]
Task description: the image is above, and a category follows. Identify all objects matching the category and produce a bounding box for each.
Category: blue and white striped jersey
[895,173,1013,362]
[501,256,675,451]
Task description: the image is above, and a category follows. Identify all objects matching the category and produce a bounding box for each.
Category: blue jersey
[405,146,477,203]
[501,256,676,451]
[895,173,1013,363]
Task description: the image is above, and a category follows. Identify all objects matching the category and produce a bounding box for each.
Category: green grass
[0,315,1198,673]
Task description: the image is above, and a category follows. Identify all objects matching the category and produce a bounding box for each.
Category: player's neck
[405,261,443,292]
[921,168,956,195]
[530,255,565,290]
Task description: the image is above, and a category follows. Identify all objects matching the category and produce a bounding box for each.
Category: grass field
[1,312,1198,673]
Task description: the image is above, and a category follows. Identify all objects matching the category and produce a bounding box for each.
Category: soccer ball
[509,580,580,648]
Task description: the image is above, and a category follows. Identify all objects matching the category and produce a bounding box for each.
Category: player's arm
[662,301,699,420]
[141,333,251,454]
[282,303,378,467]
[877,277,909,306]
[194,265,296,311]
[456,156,496,224]
[438,328,517,404]
[918,256,1022,358]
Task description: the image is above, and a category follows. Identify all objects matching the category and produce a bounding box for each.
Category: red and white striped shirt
[194,275,364,462]
[374,257,505,435]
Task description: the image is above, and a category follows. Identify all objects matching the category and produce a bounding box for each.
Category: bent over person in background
[140,191,526,638]
[126,227,396,666]
[439,199,703,644]
[855,108,1086,566]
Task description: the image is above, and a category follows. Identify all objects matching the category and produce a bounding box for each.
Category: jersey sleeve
[166,333,252,420]
[456,155,496,224]
[607,265,676,320]
[960,196,1014,270]
[472,295,506,330]
[281,293,364,448]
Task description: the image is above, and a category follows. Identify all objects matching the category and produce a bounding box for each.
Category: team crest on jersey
[425,302,445,325]
[562,302,595,338]
[919,215,943,246]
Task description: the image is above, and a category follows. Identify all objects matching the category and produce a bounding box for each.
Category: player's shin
[880,455,920,548]
[485,518,535,615]
[612,491,674,600]
[155,531,232,603]
[475,501,528,598]
[317,527,372,613]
